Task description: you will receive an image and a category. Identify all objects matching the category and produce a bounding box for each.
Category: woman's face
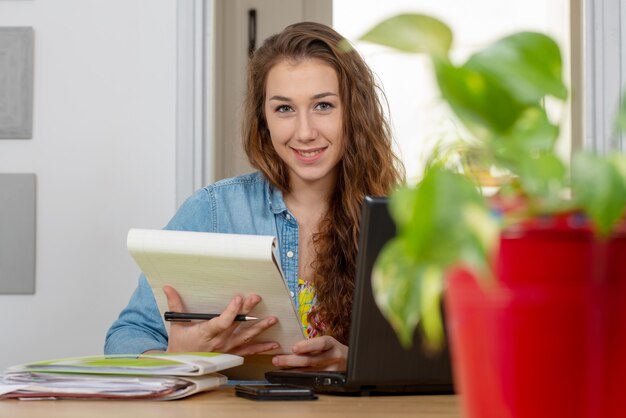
[264,58,344,191]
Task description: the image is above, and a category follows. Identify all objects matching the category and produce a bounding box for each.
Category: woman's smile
[292,147,327,163]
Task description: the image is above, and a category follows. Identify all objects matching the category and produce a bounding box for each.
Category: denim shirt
[104,172,300,355]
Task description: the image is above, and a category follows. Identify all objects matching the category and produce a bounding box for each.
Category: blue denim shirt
[104,172,300,354]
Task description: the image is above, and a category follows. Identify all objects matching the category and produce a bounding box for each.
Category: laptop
[265,196,454,395]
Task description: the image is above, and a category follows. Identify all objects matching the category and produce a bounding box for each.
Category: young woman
[105,21,403,371]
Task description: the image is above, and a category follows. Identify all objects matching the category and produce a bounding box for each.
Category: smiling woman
[105,21,404,372]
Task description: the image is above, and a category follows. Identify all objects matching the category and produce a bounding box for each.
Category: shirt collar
[265,178,288,215]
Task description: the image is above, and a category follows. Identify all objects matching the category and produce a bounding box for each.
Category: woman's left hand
[271,336,348,371]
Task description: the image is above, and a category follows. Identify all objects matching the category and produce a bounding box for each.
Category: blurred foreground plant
[360,14,626,349]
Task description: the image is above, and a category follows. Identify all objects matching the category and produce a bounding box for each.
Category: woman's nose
[295,113,316,142]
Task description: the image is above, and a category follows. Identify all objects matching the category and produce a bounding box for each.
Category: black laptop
[265,196,454,395]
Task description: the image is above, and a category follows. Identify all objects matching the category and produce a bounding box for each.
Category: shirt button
[286,214,291,220]
[287,251,294,258]
[290,291,295,297]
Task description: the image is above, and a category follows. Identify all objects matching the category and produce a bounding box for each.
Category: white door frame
[583,0,626,154]
[176,0,213,207]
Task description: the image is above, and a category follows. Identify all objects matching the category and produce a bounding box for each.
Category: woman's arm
[104,275,168,354]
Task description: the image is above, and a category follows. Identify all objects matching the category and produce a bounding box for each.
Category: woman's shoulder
[174,171,269,206]
[202,172,271,204]
[168,172,273,232]
[207,171,267,191]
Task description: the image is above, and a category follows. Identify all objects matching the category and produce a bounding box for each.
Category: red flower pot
[445,215,626,418]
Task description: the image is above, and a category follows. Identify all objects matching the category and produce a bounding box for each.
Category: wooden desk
[0,388,460,417]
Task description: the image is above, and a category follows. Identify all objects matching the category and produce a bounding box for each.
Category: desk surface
[0,388,460,417]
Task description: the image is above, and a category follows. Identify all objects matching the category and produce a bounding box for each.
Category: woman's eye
[315,102,333,111]
[275,105,292,113]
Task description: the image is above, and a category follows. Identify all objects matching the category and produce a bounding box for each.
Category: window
[334,0,571,180]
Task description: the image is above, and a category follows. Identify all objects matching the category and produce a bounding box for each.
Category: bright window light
[334,0,570,181]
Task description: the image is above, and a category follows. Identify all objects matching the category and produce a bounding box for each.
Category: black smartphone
[234,384,318,401]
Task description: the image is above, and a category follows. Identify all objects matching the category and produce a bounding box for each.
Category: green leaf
[465,32,567,104]
[387,185,419,229]
[504,106,560,153]
[372,239,424,348]
[515,153,567,210]
[572,152,626,236]
[435,61,525,137]
[398,166,483,265]
[359,14,452,58]
[419,266,445,350]
[460,203,500,274]
[494,106,560,174]
[374,166,496,349]
[612,153,626,180]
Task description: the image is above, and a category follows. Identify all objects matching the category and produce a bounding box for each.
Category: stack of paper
[0,352,243,400]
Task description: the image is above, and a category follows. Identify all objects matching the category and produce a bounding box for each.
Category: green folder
[7,352,243,377]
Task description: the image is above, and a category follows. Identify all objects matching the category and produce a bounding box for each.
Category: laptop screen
[346,196,453,386]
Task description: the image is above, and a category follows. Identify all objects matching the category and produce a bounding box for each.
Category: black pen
[164,311,258,322]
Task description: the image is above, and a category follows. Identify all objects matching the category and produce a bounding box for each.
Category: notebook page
[127,229,305,354]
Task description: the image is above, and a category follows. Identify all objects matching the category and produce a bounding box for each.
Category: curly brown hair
[243,22,404,344]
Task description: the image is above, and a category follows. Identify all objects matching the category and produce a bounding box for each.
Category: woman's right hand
[162,285,280,356]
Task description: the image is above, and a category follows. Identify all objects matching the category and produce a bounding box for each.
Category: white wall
[0,0,177,370]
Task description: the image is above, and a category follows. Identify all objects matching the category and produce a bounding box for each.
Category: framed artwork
[0,27,34,139]
[0,173,36,294]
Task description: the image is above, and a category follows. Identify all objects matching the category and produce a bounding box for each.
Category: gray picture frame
[0,27,34,139]
[0,173,37,294]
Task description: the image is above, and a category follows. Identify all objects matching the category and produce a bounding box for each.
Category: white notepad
[127,229,305,355]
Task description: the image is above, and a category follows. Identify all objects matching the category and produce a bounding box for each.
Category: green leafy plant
[359,14,626,348]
